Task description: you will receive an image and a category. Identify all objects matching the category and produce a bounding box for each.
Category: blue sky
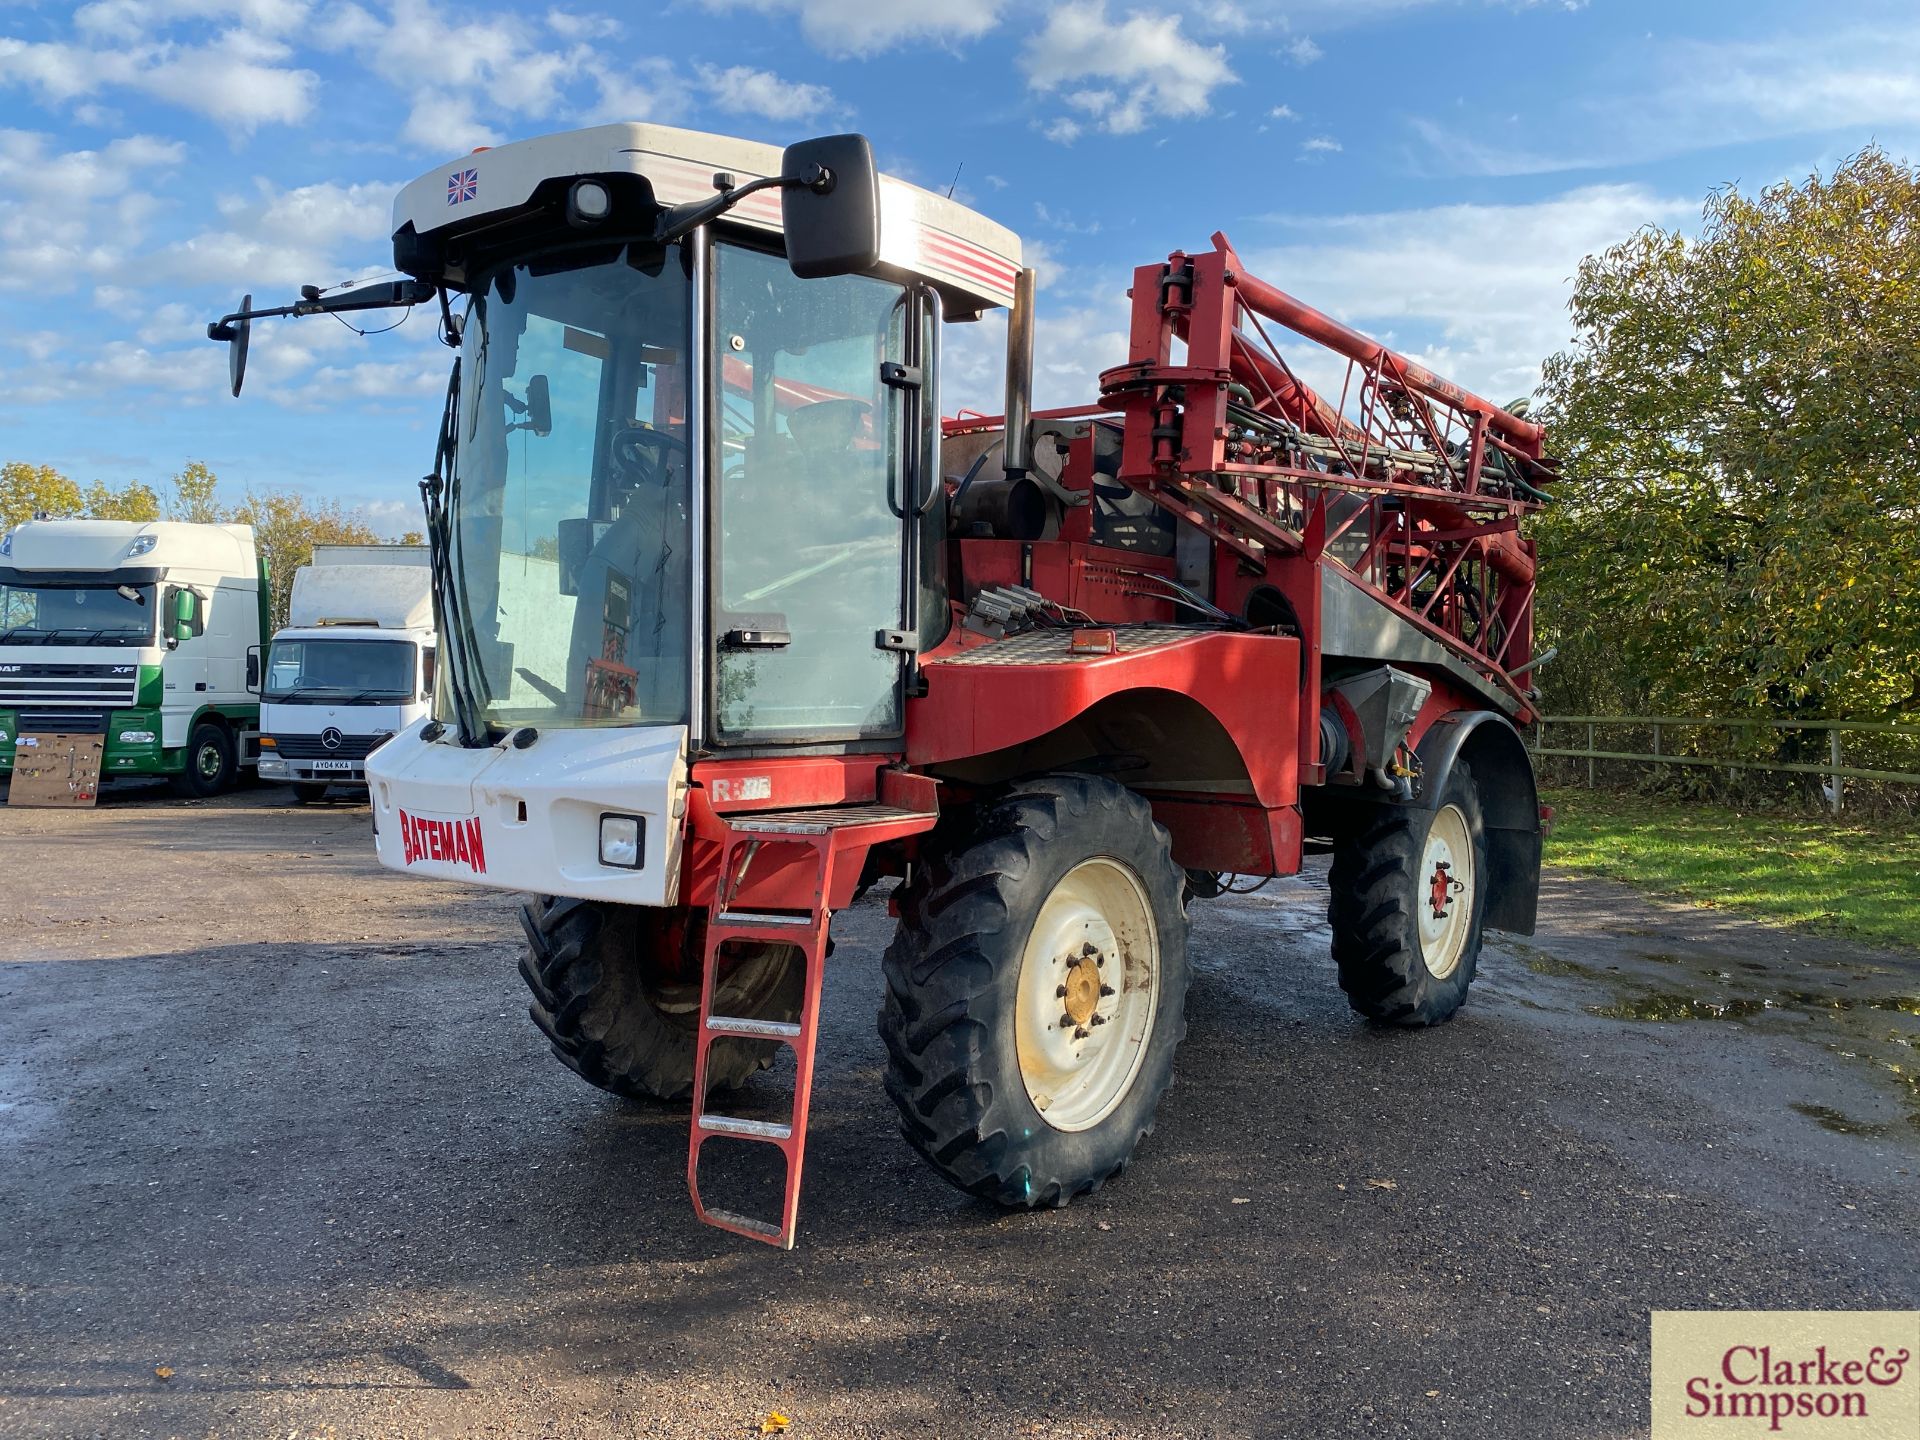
[3,0,1916,534]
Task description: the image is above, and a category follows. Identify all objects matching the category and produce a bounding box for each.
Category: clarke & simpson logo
[1653,1312,1918,1438]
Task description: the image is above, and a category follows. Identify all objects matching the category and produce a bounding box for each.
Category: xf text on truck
[208,125,1559,1248]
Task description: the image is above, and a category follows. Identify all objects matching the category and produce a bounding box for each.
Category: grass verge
[1539,786,1920,949]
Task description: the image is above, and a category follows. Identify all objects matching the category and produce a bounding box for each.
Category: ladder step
[698,1113,794,1142]
[706,1014,803,1039]
[713,909,815,929]
[701,1208,787,1244]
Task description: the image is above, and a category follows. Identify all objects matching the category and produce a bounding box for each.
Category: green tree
[227,487,381,629]
[170,460,223,523]
[1,461,83,529]
[1536,149,1920,726]
[82,479,163,521]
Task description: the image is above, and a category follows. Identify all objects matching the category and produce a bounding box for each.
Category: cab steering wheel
[611,424,688,488]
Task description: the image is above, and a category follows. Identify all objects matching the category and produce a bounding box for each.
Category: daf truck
[0,518,264,796]
[258,545,435,801]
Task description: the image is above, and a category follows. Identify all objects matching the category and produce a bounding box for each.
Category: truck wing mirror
[781,134,881,280]
[525,373,551,437]
[246,644,261,693]
[208,293,252,397]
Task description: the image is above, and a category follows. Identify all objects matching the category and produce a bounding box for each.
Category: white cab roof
[2,519,256,576]
[394,123,1023,312]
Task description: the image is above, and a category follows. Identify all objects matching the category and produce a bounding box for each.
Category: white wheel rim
[1418,803,1474,979]
[1014,856,1159,1132]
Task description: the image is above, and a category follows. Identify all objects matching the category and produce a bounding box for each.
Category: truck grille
[0,662,139,711]
[271,731,389,760]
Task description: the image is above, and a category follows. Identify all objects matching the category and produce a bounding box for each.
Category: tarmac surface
[1,782,1915,1439]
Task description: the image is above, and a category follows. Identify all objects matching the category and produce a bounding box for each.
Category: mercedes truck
[258,544,435,802]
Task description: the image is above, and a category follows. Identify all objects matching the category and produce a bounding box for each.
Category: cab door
[707,243,919,746]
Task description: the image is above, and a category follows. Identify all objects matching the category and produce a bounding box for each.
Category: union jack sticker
[447,168,478,206]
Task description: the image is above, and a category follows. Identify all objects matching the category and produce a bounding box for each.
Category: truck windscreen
[265,637,416,703]
[0,582,154,645]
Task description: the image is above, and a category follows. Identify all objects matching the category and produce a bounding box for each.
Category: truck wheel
[880,775,1189,1209]
[172,721,235,798]
[519,897,801,1103]
[290,782,329,804]
[1327,760,1487,1025]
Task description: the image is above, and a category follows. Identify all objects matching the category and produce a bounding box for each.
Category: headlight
[598,813,644,869]
[127,534,157,557]
[117,729,156,745]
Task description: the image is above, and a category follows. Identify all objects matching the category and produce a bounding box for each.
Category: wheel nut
[1056,984,1069,998]
[1059,1016,1075,1029]
[1073,1026,1090,1040]
[1099,984,1115,997]
[1090,1013,1107,1026]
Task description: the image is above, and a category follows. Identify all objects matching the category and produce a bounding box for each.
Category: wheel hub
[1015,858,1159,1133]
[1416,803,1474,979]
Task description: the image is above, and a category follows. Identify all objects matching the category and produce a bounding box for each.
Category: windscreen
[265,637,416,703]
[445,242,692,730]
[0,582,154,646]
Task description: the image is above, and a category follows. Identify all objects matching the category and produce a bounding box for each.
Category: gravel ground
[1,782,1915,1439]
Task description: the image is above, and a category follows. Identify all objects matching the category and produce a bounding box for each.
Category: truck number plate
[311,759,355,772]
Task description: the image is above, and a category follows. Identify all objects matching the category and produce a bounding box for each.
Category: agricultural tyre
[172,720,236,798]
[880,774,1190,1209]
[519,897,801,1102]
[1327,759,1487,1025]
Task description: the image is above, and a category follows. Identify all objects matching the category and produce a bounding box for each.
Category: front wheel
[880,775,1190,1209]
[1327,760,1488,1025]
[171,721,236,798]
[519,898,802,1102]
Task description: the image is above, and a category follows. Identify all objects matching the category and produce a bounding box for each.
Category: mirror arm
[207,280,437,340]
[652,166,827,247]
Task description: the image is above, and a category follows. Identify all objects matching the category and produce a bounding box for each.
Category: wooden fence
[1530,716,1920,814]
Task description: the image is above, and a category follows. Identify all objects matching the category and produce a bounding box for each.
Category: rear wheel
[1327,760,1487,1025]
[519,897,801,1102]
[171,721,235,798]
[290,782,329,804]
[880,775,1190,1208]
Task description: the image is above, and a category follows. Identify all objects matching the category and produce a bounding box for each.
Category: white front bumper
[364,721,688,907]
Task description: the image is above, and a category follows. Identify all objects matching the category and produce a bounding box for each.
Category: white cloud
[1240,184,1696,403]
[0,27,319,132]
[73,0,313,35]
[1267,104,1296,120]
[1023,3,1236,136]
[0,130,186,290]
[1284,35,1322,64]
[153,177,395,288]
[695,64,842,125]
[697,0,1006,57]
[1299,135,1341,160]
[544,8,620,40]
[312,0,587,155]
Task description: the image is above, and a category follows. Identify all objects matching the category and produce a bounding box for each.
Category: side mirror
[245,644,261,693]
[555,518,597,598]
[525,374,551,437]
[170,586,203,643]
[781,134,881,280]
[207,293,252,397]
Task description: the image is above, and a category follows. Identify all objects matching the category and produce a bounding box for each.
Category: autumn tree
[226,487,381,629]
[1535,149,1920,729]
[83,479,162,521]
[0,462,82,528]
[169,461,223,523]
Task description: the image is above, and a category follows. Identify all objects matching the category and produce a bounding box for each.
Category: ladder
[688,799,936,1248]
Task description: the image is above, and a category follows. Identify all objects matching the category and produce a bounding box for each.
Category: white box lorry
[258,545,435,802]
[0,518,265,796]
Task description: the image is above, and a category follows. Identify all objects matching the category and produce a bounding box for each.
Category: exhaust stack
[1001,267,1036,478]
